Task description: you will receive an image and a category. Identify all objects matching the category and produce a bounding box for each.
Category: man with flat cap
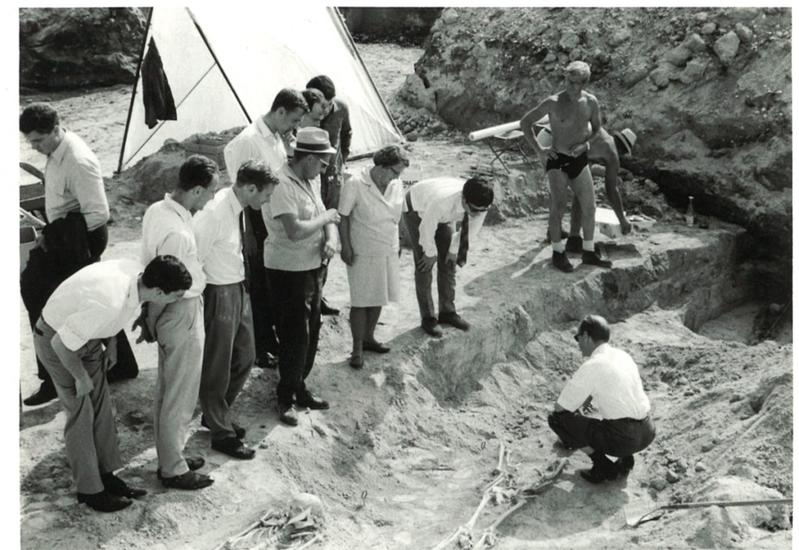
[548,314,656,483]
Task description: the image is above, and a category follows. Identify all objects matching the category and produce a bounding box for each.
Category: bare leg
[364,306,382,344]
[569,198,582,238]
[569,167,596,244]
[603,153,632,234]
[349,307,367,363]
[547,170,570,247]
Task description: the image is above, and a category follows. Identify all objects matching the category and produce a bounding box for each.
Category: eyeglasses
[388,165,404,178]
[467,202,488,213]
[317,157,329,169]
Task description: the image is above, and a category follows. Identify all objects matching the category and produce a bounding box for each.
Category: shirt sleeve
[337,176,357,216]
[269,180,296,219]
[58,301,114,351]
[156,230,193,262]
[70,156,110,231]
[449,210,487,255]
[556,360,595,412]
[192,210,219,265]
[418,199,448,257]
[225,139,261,184]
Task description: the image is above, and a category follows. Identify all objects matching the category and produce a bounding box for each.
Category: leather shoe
[157,457,205,480]
[101,472,147,499]
[77,490,131,513]
[579,453,618,484]
[296,392,329,410]
[552,251,574,273]
[278,403,299,426]
[201,415,245,439]
[582,250,612,268]
[320,298,339,316]
[23,381,57,406]
[349,354,364,370]
[211,437,255,460]
[565,235,583,253]
[438,312,470,331]
[421,317,443,338]
[362,340,390,353]
[161,470,214,490]
[616,455,635,477]
[255,352,279,369]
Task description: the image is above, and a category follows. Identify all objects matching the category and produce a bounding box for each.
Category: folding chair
[487,129,535,174]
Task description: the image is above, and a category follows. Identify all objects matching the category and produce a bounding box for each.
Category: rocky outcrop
[19,8,147,89]
[399,7,791,294]
[339,8,442,45]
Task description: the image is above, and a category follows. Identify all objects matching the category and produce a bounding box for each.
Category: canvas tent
[118,5,403,173]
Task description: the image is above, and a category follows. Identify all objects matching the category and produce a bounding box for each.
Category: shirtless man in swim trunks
[521,61,612,272]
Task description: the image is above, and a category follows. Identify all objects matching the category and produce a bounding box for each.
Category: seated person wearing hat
[548,315,656,484]
[401,176,494,338]
[537,122,637,250]
[263,127,340,427]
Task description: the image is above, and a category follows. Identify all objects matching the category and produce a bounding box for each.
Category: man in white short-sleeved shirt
[263,127,340,427]
[140,155,219,491]
[34,256,192,512]
[401,176,494,337]
[548,315,656,484]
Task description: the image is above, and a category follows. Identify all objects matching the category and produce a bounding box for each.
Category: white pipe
[468,121,521,142]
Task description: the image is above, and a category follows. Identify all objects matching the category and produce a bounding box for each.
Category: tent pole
[117,7,153,174]
[187,8,251,124]
[330,7,404,141]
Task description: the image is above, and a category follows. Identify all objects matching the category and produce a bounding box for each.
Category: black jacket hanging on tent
[142,37,177,129]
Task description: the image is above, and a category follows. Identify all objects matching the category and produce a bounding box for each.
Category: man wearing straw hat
[264,127,341,427]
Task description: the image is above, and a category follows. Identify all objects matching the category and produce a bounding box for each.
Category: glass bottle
[686,196,695,226]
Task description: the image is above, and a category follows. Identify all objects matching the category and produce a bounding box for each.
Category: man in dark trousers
[548,315,656,483]
[306,75,352,316]
[20,103,139,407]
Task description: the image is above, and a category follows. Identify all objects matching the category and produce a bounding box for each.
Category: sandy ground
[19,43,792,550]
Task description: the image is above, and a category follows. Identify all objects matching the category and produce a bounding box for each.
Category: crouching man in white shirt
[548,314,656,483]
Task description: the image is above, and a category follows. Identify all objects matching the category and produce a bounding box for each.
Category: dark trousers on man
[199,282,254,442]
[266,266,324,406]
[402,210,457,321]
[21,223,138,388]
[548,410,656,457]
[244,206,279,362]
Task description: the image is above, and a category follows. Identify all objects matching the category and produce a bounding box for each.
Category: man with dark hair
[264,127,340,426]
[20,103,139,406]
[548,315,655,484]
[33,255,192,512]
[402,176,495,337]
[520,61,612,273]
[224,88,309,370]
[140,154,219,491]
[193,160,279,459]
[306,75,353,316]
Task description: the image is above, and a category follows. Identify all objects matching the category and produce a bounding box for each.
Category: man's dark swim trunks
[545,151,589,179]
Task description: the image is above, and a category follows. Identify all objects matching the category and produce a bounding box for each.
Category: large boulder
[20,8,147,89]
[401,7,791,295]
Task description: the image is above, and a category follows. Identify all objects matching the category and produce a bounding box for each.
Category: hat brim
[613,131,633,156]
[294,146,337,154]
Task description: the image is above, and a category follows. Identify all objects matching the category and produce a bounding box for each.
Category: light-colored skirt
[346,253,400,307]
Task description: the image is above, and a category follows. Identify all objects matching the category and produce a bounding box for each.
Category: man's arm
[192,211,219,265]
[520,98,554,159]
[72,157,110,231]
[322,222,339,260]
[339,103,352,163]
[277,210,339,242]
[448,210,487,256]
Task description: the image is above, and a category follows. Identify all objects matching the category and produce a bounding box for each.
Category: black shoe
[565,235,583,253]
[582,250,612,268]
[552,251,574,273]
[211,437,255,460]
[101,472,147,499]
[320,298,340,316]
[161,470,214,490]
[278,403,299,426]
[421,317,443,338]
[77,490,132,513]
[201,415,245,439]
[616,455,635,477]
[349,354,364,369]
[255,352,279,369]
[296,391,330,410]
[579,453,618,484]
[23,381,57,406]
[106,365,138,383]
[362,340,390,353]
[156,457,205,480]
[438,312,470,331]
